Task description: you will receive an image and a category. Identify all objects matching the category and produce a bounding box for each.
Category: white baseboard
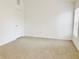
[0,38,17,46]
[0,35,23,46]
[24,34,72,40]
[0,34,72,46]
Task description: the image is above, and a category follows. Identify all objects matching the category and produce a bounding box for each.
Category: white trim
[24,34,72,40]
[0,38,17,46]
[0,35,23,46]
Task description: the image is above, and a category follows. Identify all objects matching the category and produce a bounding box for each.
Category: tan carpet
[0,37,79,59]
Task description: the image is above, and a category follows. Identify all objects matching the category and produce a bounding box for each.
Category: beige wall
[0,0,24,46]
[24,0,74,39]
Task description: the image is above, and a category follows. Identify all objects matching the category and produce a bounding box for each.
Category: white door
[73,8,79,38]
[73,8,79,51]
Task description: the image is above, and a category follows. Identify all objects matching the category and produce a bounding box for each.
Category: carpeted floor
[0,37,79,59]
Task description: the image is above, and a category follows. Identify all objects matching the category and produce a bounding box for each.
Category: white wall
[73,0,79,51]
[0,0,24,46]
[24,0,74,39]
[15,0,24,38]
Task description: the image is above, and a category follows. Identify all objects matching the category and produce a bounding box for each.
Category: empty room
[0,0,79,59]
